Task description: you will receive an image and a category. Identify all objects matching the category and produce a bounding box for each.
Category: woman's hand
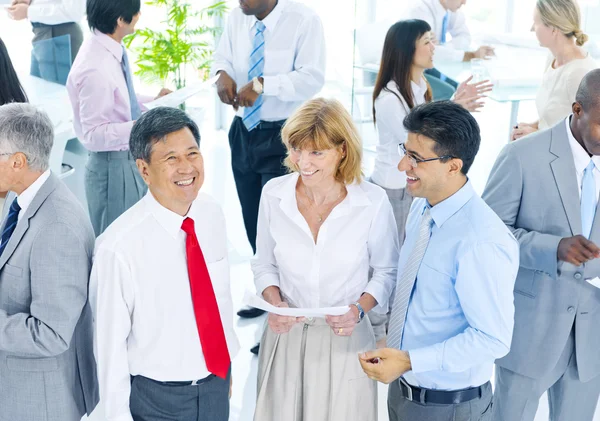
[326,305,360,337]
[267,302,305,335]
[453,76,493,112]
[511,123,538,141]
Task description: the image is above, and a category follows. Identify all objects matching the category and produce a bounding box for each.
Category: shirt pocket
[417,262,455,312]
[264,49,295,76]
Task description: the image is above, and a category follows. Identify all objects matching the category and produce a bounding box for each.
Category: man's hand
[154,88,172,100]
[7,3,29,20]
[237,80,260,108]
[216,71,238,109]
[511,124,537,141]
[464,46,495,61]
[359,348,412,384]
[11,0,31,5]
[558,235,600,266]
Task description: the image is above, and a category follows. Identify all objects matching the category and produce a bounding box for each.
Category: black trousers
[229,116,287,253]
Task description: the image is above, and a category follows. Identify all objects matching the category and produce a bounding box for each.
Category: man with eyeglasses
[359,101,519,421]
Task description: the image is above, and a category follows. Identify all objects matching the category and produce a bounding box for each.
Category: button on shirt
[252,173,399,312]
[90,192,240,421]
[566,116,600,201]
[406,0,470,62]
[27,0,85,25]
[67,30,153,152]
[371,79,428,189]
[397,181,519,390]
[211,0,326,121]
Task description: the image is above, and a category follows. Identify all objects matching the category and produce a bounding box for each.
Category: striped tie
[0,198,21,258]
[387,208,434,349]
[581,160,597,239]
[243,21,266,131]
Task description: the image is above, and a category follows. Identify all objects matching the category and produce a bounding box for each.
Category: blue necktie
[440,12,449,44]
[581,160,597,239]
[0,198,21,258]
[243,21,265,132]
[121,46,142,121]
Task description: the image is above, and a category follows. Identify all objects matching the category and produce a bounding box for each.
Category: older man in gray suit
[0,103,99,421]
[483,69,600,421]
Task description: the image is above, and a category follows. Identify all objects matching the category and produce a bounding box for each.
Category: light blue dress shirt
[397,181,519,390]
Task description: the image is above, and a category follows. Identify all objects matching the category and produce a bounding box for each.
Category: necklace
[303,184,343,224]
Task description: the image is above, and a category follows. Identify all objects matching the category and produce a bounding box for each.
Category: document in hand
[243,290,349,318]
[586,277,600,289]
[143,75,220,109]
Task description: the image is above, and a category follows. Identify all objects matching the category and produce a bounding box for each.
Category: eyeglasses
[398,143,454,168]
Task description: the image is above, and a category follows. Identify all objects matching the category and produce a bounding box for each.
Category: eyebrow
[161,146,199,158]
[406,146,425,160]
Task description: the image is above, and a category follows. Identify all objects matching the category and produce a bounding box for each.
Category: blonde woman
[512,0,597,140]
[251,98,399,421]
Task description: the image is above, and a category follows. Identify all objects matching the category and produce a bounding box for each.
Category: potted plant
[125,0,228,115]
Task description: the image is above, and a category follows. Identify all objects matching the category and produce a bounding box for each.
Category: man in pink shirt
[66,0,170,236]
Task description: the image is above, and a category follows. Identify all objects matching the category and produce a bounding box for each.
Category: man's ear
[136,159,150,184]
[448,158,464,177]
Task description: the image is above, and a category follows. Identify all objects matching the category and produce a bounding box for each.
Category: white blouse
[251,173,399,313]
[537,54,597,130]
[371,79,428,190]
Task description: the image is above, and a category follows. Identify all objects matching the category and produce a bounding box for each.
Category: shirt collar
[429,0,448,17]
[385,78,428,102]
[418,179,475,228]
[565,116,600,175]
[252,0,286,33]
[16,170,51,216]
[92,29,124,62]
[144,191,200,239]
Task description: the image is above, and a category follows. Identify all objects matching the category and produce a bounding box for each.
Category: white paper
[143,75,220,109]
[587,277,600,289]
[243,291,349,317]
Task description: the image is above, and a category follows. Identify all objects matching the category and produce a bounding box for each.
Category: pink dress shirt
[67,31,152,152]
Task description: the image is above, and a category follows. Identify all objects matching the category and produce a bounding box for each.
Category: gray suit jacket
[0,174,99,421]
[483,120,600,382]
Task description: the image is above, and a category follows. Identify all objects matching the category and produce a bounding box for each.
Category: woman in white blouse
[252,98,399,421]
[512,0,597,140]
[371,19,491,242]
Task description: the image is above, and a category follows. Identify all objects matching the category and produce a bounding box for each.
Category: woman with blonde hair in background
[512,0,597,140]
[252,98,399,421]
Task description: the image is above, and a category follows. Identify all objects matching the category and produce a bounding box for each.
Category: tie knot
[585,160,596,173]
[255,21,266,32]
[422,208,433,225]
[9,198,20,215]
[181,217,195,235]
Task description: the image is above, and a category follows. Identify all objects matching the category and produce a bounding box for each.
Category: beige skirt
[254,316,378,421]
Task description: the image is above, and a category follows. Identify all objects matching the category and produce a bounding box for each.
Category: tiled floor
[86,96,600,421]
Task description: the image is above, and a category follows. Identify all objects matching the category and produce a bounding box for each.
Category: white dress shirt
[252,173,399,313]
[536,55,597,130]
[566,116,600,201]
[371,79,428,189]
[211,0,326,121]
[28,0,86,25]
[90,192,240,421]
[0,170,51,248]
[406,0,470,63]
[15,170,51,222]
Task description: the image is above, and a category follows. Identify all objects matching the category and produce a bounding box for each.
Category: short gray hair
[0,103,53,172]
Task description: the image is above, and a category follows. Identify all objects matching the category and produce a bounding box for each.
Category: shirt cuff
[408,344,443,374]
[262,75,281,97]
[254,274,280,296]
[362,282,388,314]
[211,65,235,79]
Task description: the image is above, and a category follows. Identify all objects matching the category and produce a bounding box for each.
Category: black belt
[398,378,488,405]
[31,21,76,28]
[235,116,286,130]
[133,374,214,387]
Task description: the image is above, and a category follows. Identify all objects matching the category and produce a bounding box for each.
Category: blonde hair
[281,98,363,185]
[537,0,588,46]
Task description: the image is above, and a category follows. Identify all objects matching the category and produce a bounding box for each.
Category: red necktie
[181,217,231,379]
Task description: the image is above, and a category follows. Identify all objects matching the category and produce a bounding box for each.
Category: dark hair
[575,68,600,112]
[373,19,433,123]
[130,107,200,162]
[403,101,480,174]
[87,0,141,34]
[0,38,28,105]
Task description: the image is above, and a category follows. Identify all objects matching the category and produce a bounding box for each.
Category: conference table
[353,44,546,140]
